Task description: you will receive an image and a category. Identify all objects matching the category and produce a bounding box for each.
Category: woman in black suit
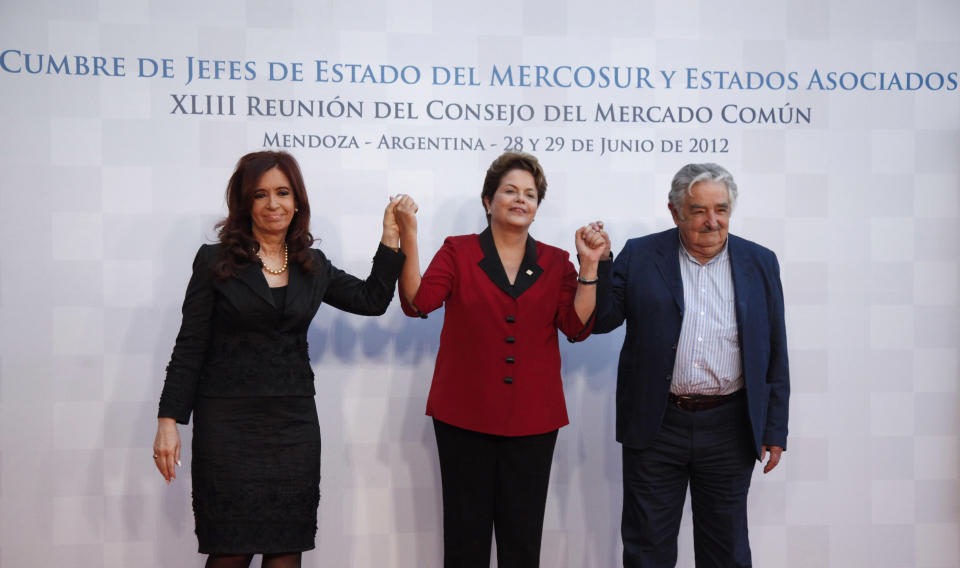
[152,151,407,568]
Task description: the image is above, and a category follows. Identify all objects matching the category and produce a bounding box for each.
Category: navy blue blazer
[595,228,789,457]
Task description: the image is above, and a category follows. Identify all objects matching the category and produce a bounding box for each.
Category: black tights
[205,553,302,568]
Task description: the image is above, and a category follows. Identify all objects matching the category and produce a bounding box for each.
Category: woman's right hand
[153,418,181,484]
[394,194,422,308]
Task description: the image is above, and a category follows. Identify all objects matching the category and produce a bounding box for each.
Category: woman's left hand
[153,418,181,484]
[572,221,608,323]
[576,222,609,264]
[381,195,402,249]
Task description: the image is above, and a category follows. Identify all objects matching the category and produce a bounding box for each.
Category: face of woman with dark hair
[484,168,539,231]
[250,167,296,239]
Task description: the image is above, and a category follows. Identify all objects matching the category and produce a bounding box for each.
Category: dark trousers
[622,396,756,568]
[433,419,558,568]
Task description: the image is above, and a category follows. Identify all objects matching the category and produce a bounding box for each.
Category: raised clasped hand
[576,221,610,263]
[587,221,611,258]
[393,194,419,236]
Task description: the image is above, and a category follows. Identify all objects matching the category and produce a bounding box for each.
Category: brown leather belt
[668,390,744,411]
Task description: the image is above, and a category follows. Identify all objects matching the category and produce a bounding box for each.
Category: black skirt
[191,396,321,554]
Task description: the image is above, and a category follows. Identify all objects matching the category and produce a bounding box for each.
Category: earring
[295,208,300,213]
[486,209,491,214]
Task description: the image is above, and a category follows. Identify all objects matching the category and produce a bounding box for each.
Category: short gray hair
[668,163,738,212]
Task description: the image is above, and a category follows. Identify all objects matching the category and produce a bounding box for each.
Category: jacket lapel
[476,227,544,299]
[513,233,545,297]
[237,261,276,309]
[654,229,684,311]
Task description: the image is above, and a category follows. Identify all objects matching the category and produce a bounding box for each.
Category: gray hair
[668,163,738,212]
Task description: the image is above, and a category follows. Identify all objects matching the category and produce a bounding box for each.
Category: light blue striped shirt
[671,240,743,396]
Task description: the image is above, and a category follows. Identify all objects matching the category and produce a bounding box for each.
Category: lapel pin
[525,269,533,276]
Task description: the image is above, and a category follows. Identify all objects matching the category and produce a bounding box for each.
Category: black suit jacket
[594,228,789,456]
[158,243,404,424]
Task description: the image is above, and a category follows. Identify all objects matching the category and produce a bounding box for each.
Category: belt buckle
[675,395,693,409]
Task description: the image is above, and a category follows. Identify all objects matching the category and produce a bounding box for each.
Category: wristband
[577,276,599,285]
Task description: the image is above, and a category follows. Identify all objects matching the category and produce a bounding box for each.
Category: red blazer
[401,228,593,436]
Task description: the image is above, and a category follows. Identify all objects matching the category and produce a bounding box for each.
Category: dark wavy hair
[213,151,316,280]
[480,152,547,224]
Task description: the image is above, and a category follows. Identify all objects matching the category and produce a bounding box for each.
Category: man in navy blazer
[594,163,789,567]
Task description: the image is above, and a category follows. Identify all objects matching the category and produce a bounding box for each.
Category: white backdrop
[1,1,958,566]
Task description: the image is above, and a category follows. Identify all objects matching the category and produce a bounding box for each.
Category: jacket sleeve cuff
[566,310,595,343]
[399,291,428,318]
[157,405,191,425]
[762,433,787,450]
[373,242,406,277]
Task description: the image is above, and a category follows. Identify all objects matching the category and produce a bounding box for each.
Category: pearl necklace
[257,243,288,274]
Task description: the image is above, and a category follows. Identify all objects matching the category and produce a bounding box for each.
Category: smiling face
[484,168,539,231]
[250,167,296,239]
[669,179,731,263]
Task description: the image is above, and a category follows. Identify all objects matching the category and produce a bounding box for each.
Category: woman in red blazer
[394,152,608,568]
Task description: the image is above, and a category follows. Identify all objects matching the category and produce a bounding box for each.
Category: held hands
[382,194,418,250]
[576,221,611,264]
[393,194,418,238]
[587,221,612,258]
[153,418,181,484]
